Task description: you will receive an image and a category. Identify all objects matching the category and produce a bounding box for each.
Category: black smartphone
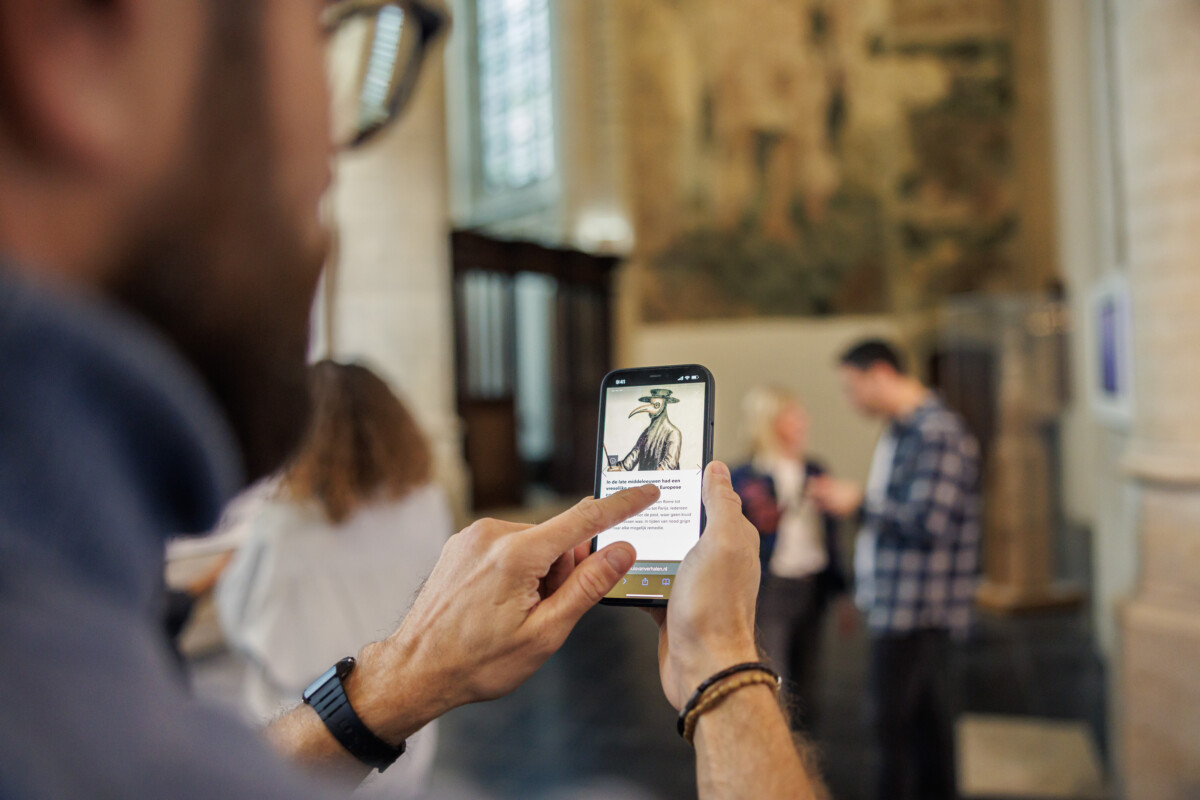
[591,364,715,606]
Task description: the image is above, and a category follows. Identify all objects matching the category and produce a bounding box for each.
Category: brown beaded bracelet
[676,661,782,742]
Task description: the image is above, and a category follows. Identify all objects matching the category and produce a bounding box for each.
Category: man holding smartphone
[0,2,822,799]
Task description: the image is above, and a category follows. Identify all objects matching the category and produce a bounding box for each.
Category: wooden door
[452,231,617,510]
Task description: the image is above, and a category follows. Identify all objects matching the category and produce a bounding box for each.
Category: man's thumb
[536,543,636,632]
[702,460,741,521]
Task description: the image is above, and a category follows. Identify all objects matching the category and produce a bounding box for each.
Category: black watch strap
[302,657,405,772]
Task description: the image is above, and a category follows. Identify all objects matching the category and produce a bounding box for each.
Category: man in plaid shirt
[809,339,981,800]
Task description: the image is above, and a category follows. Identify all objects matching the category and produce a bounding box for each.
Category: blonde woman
[216,361,451,798]
[731,386,851,733]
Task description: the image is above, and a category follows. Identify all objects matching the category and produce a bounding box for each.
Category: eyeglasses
[323,0,450,149]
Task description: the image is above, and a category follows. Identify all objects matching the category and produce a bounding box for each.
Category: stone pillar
[1116,3,1200,797]
[326,59,469,521]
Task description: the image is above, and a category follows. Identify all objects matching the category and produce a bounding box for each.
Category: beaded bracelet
[676,661,781,742]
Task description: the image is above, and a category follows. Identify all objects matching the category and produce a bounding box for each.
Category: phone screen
[594,366,712,603]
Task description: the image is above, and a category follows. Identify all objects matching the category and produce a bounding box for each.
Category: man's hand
[646,461,828,800]
[343,483,659,747]
[807,475,864,518]
[649,461,761,709]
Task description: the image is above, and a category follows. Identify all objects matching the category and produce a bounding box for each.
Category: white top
[855,431,897,612]
[215,483,452,797]
[758,456,828,579]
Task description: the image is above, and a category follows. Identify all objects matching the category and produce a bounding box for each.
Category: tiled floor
[435,604,1107,800]
[958,714,1106,799]
[193,596,1106,800]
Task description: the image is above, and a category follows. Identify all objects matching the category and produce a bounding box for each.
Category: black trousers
[869,629,957,800]
[756,575,823,732]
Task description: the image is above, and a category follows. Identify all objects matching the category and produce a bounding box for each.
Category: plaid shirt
[856,395,982,638]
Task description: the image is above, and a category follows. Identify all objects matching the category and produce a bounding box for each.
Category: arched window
[476,0,556,192]
[447,0,560,228]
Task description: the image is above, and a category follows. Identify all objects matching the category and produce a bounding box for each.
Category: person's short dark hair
[839,339,906,374]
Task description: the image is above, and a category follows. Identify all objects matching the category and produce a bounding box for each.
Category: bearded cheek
[266,6,333,275]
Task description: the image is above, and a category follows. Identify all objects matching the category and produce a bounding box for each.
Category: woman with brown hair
[216,360,451,797]
[280,361,437,527]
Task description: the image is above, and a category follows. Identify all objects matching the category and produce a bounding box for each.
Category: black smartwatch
[302,657,405,772]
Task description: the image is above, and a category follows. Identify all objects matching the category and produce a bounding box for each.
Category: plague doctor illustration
[608,388,683,471]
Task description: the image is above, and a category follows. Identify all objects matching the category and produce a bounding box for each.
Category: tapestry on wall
[624,0,1023,321]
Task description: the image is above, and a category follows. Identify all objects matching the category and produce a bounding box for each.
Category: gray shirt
[0,269,341,798]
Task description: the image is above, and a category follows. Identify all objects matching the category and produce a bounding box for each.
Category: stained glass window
[475,0,556,192]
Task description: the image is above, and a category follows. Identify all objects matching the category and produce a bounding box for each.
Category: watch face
[303,664,340,703]
[303,657,357,703]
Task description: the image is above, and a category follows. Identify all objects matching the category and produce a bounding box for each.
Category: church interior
[167,1,1200,798]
